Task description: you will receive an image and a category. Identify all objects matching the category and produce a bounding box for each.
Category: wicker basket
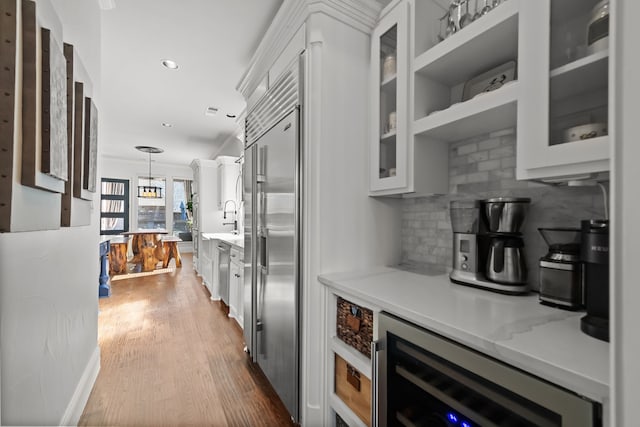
[336,297,373,359]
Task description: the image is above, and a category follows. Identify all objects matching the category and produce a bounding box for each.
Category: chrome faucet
[223,200,238,233]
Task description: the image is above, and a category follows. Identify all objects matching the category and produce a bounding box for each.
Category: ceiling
[100,0,283,166]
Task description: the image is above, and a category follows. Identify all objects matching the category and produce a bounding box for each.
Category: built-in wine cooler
[373,313,602,427]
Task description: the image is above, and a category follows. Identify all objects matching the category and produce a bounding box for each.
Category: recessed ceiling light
[226,114,236,118]
[161,59,179,70]
[161,122,173,128]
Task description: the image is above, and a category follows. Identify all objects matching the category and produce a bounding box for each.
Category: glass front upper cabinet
[518,0,610,181]
[548,0,609,149]
[370,2,409,194]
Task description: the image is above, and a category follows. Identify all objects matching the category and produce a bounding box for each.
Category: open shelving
[413,81,518,142]
[412,0,521,143]
[413,0,519,86]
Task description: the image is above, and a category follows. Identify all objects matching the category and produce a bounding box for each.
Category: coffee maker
[450,197,530,294]
[580,219,610,342]
[538,227,584,310]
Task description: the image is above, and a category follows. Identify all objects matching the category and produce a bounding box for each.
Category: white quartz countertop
[201,232,244,250]
[318,267,609,404]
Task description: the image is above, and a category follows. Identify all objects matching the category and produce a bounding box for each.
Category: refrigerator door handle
[372,340,381,427]
[257,145,266,183]
[259,229,269,275]
[257,266,266,354]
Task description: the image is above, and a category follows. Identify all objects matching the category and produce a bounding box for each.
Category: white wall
[301,13,402,426]
[212,134,243,159]
[101,157,194,234]
[612,0,640,425]
[0,0,101,425]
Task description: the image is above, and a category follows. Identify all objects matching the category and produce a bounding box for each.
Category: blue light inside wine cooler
[446,411,474,427]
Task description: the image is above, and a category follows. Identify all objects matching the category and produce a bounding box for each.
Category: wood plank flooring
[79,254,295,427]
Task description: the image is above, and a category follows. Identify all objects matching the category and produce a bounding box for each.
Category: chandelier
[135,145,164,198]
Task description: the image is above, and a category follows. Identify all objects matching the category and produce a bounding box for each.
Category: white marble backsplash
[402,133,607,290]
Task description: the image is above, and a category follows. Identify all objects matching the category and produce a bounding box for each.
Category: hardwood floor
[79,254,295,427]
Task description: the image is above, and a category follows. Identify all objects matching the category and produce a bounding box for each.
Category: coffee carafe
[486,237,527,284]
[449,197,530,294]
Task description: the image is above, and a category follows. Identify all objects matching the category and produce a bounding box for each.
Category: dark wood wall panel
[0,0,18,233]
[21,0,37,188]
[73,82,84,198]
[40,28,51,173]
[83,97,97,193]
[61,43,74,227]
[40,28,52,173]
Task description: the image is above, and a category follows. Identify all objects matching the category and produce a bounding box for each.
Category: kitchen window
[100,178,130,235]
[137,177,166,230]
[172,178,193,238]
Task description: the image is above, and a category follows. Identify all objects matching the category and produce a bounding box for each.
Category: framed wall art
[41,27,69,181]
[2,0,96,232]
[68,46,93,222]
[83,97,98,193]
[0,0,18,232]
[21,0,65,194]
[60,42,74,227]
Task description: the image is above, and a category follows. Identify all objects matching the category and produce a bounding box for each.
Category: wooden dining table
[121,229,168,272]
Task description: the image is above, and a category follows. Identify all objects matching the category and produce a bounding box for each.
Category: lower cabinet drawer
[335,354,371,427]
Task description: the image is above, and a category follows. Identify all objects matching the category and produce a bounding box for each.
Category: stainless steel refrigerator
[243,62,301,422]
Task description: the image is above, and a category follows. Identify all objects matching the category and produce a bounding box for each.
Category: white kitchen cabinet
[369,1,411,194]
[372,0,609,195]
[324,289,379,427]
[200,237,214,292]
[229,247,244,328]
[269,24,306,86]
[371,0,529,196]
[216,156,241,213]
[517,0,611,181]
[190,159,218,273]
[211,242,220,300]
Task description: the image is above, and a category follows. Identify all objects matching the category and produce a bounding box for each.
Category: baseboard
[60,346,101,426]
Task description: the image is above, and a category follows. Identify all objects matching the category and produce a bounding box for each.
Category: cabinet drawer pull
[346,315,361,332]
[346,364,361,391]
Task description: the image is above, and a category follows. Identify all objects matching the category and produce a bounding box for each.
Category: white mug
[382,54,396,80]
[388,111,397,131]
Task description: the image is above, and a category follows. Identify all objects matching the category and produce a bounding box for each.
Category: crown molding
[237,0,382,99]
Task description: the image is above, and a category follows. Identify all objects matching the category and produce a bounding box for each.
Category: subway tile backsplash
[401,132,607,290]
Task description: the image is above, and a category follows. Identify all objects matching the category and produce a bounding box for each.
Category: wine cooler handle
[372,340,380,427]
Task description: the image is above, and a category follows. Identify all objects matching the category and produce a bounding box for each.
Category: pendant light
[135,146,164,198]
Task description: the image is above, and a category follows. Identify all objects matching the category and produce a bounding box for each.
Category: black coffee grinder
[580,219,610,342]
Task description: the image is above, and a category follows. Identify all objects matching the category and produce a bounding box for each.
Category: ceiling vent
[205,107,219,117]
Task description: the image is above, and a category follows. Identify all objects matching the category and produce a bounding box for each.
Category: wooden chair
[109,240,129,275]
[162,237,182,268]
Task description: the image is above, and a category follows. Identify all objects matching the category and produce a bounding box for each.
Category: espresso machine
[450,197,530,294]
